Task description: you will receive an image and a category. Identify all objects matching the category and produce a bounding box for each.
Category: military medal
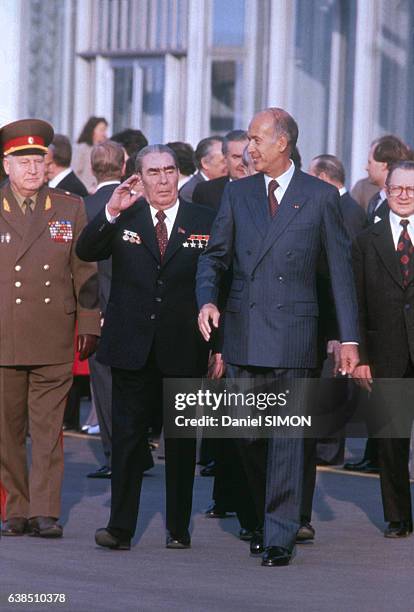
[184,234,210,248]
[1,232,11,244]
[48,220,73,242]
[122,229,141,244]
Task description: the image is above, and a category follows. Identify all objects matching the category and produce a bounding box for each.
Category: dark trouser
[226,364,316,551]
[89,354,112,467]
[108,356,196,539]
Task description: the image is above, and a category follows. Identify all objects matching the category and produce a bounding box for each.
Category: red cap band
[4,135,46,153]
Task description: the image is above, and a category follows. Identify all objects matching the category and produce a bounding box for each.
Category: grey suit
[179,171,205,203]
[196,170,359,549]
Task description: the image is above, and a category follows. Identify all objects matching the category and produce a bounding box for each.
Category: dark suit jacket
[54,170,88,197]
[84,183,119,314]
[196,170,359,368]
[193,176,229,210]
[340,192,368,239]
[76,198,215,374]
[352,212,414,377]
[179,172,205,203]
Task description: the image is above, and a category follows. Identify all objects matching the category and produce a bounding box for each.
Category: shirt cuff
[105,205,120,223]
[341,342,359,345]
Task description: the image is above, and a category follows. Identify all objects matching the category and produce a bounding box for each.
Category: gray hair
[135,144,178,173]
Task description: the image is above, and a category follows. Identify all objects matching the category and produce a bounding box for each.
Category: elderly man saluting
[0,119,100,538]
[76,145,215,550]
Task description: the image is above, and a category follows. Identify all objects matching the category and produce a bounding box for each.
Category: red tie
[397,219,414,287]
[155,210,168,259]
[268,179,279,217]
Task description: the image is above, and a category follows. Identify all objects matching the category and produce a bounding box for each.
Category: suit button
[15,281,22,288]
[277,275,284,282]
[277,304,283,309]
[250,302,255,309]
[45,281,51,287]
[246,250,252,255]
[251,275,255,282]
[156,265,161,271]
[405,304,411,310]
[15,265,21,272]
[15,298,22,304]
[43,264,50,270]
[286,251,292,257]
[157,280,163,286]
[44,298,51,304]
[155,297,162,302]
[150,314,156,320]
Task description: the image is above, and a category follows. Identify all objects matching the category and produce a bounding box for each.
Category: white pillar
[184,0,208,146]
[0,0,23,125]
[350,0,379,185]
[72,0,93,141]
[266,0,294,110]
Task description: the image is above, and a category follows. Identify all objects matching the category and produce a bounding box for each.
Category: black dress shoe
[250,530,264,555]
[239,528,254,541]
[87,465,112,479]
[384,521,413,538]
[166,532,191,549]
[200,460,216,477]
[95,528,131,550]
[1,517,28,536]
[204,503,229,519]
[296,521,315,542]
[262,546,293,567]
[28,517,63,538]
[343,459,379,473]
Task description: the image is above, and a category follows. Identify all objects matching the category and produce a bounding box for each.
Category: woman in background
[72,116,108,193]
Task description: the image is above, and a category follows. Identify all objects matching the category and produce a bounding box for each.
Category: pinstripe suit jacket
[196,170,359,368]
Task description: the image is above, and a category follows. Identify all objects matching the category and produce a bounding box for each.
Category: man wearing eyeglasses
[352,160,414,538]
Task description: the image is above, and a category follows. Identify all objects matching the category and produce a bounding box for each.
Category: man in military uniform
[0,119,101,538]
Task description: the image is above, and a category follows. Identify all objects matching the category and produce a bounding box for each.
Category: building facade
[1,0,413,184]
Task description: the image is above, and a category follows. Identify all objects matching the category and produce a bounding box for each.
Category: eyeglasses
[387,185,414,198]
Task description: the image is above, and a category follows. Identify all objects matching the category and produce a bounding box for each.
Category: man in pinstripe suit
[197,108,360,566]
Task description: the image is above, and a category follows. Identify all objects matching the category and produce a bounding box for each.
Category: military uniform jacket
[76,198,215,375]
[0,182,101,366]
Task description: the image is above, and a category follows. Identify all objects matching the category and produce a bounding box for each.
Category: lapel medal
[122,229,141,244]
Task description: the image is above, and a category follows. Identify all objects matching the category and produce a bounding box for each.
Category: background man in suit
[179,136,227,203]
[76,145,215,551]
[352,160,414,538]
[45,134,88,197]
[345,135,411,473]
[197,108,359,566]
[193,130,248,210]
[83,140,125,479]
[0,119,100,538]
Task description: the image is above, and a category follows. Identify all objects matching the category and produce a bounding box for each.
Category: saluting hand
[106,174,144,217]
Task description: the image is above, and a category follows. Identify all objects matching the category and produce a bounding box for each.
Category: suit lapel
[162,199,193,266]
[254,170,309,269]
[244,173,269,237]
[1,183,26,238]
[372,215,404,289]
[131,199,161,262]
[16,187,56,261]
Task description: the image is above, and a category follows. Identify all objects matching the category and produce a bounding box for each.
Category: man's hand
[207,352,225,379]
[106,174,144,217]
[198,303,220,342]
[77,334,99,361]
[340,344,359,375]
[352,364,373,392]
[327,340,341,375]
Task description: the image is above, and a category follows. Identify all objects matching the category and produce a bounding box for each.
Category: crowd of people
[0,108,413,567]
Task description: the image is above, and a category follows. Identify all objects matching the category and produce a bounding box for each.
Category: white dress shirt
[96,180,120,191]
[48,167,72,188]
[264,160,295,202]
[389,211,414,249]
[105,199,180,239]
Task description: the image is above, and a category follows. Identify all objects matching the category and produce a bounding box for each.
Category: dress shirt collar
[10,186,38,211]
[264,160,295,197]
[389,210,414,249]
[48,167,72,188]
[149,199,180,226]
[339,186,347,196]
[379,188,387,203]
[96,180,120,191]
[200,171,209,182]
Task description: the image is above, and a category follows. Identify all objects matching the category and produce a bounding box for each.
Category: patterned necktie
[397,219,414,287]
[268,179,279,217]
[23,198,33,215]
[155,210,168,259]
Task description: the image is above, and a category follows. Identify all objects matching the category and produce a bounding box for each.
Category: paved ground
[1,434,413,612]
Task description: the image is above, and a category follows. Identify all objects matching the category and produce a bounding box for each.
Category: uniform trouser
[88,354,112,466]
[0,363,73,519]
[226,364,315,551]
[108,357,196,539]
